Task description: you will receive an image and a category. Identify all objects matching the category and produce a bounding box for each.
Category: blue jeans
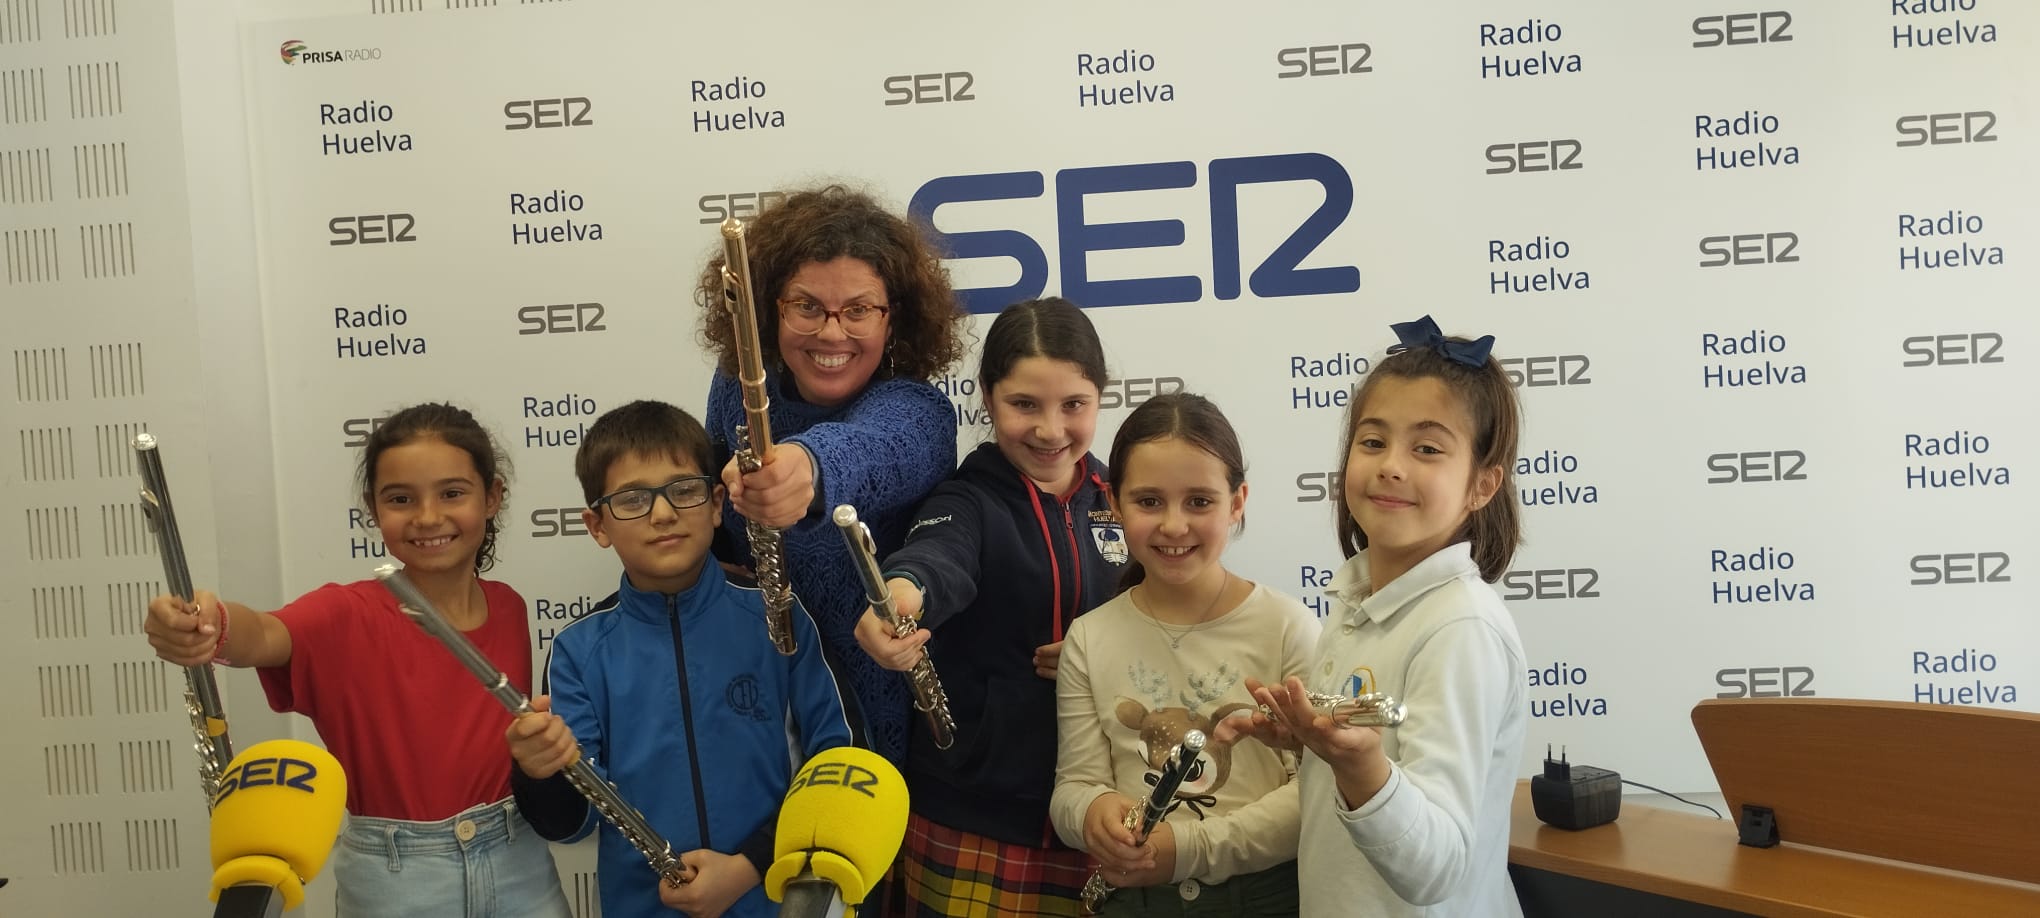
[331,798,571,918]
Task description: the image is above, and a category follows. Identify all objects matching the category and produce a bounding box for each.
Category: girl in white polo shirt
[1224,315,1529,918]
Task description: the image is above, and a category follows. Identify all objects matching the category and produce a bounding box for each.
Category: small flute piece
[1259,690,1408,728]
[374,564,689,887]
[1080,730,1208,914]
[133,433,235,807]
[833,504,956,750]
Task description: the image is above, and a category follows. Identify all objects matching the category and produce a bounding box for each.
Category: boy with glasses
[506,400,851,918]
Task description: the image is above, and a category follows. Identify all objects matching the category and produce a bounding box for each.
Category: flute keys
[1255,691,1406,728]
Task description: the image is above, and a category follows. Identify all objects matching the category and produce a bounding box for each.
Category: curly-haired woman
[697,183,968,767]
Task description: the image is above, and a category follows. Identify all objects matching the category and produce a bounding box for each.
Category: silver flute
[1080,730,1208,914]
[133,433,235,806]
[1260,690,1408,728]
[832,504,955,750]
[374,564,689,887]
[721,216,797,655]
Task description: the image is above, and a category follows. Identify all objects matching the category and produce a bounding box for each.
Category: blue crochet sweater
[706,367,957,763]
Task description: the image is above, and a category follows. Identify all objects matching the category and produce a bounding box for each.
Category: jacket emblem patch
[726,673,769,721]
[1092,524,1128,565]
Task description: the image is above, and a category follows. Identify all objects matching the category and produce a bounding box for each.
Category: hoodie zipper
[1058,496,1082,641]
[667,595,713,849]
[1030,470,1096,848]
[1025,479,1064,636]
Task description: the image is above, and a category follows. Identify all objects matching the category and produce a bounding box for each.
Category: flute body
[133,434,235,806]
[720,216,797,656]
[831,504,955,750]
[374,564,689,887]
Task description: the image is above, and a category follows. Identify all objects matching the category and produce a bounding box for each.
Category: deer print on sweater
[1115,660,1252,798]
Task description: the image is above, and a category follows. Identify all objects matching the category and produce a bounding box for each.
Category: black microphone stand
[778,867,845,918]
[213,884,285,918]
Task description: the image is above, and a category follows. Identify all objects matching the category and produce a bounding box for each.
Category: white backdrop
[10,1,2032,915]
[243,0,2037,803]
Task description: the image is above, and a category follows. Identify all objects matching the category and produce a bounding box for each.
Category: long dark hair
[356,403,510,573]
[1106,393,1246,593]
[978,297,1108,397]
[1335,344,1521,582]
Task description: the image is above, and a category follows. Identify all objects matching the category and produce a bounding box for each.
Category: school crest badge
[1092,523,1129,565]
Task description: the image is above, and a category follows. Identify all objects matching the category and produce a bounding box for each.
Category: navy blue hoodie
[882,441,1126,846]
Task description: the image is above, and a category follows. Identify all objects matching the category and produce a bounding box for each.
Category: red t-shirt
[256,579,533,820]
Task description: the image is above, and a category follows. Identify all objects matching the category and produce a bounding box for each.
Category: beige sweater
[1051,582,1320,884]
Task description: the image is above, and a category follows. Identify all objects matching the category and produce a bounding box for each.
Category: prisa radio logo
[280,39,382,66]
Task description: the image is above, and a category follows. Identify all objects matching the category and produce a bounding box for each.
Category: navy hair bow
[1387,315,1494,368]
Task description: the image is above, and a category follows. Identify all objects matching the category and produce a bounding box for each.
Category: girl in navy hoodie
[856,297,1125,916]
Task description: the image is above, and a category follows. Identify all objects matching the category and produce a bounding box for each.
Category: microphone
[764,747,908,918]
[208,739,348,917]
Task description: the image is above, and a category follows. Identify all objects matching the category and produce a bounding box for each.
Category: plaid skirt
[888,811,1093,917]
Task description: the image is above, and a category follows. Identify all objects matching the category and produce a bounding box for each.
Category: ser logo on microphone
[788,759,882,799]
[212,757,320,806]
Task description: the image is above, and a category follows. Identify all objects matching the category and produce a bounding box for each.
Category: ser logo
[1501,355,1591,388]
[1896,111,1997,147]
[1699,232,1798,267]
[1500,568,1600,601]
[788,759,881,799]
[328,214,416,246]
[530,508,590,539]
[1296,471,1343,503]
[1902,332,2003,367]
[909,152,1360,312]
[517,303,607,335]
[1276,43,1373,78]
[1706,450,1807,484]
[1909,552,2011,586]
[698,191,786,225]
[1484,140,1583,175]
[503,97,594,130]
[883,72,975,105]
[1099,377,1184,411]
[211,757,319,806]
[1691,11,1794,47]
[341,415,391,448]
[1715,666,1814,698]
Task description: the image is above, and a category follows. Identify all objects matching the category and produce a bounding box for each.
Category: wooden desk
[1507,781,2040,918]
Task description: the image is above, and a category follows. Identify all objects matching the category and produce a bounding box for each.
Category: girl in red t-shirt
[145,402,569,916]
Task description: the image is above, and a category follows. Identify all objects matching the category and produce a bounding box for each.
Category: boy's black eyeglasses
[591,476,715,520]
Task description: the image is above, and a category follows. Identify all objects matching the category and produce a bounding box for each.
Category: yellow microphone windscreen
[766,746,908,905]
[208,739,348,909]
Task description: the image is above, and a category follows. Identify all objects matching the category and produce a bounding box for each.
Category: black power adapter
[1530,745,1621,830]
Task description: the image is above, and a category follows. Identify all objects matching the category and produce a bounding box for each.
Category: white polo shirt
[1298,542,1528,918]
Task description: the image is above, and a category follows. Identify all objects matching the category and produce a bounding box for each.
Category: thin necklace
[1138,573,1233,650]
